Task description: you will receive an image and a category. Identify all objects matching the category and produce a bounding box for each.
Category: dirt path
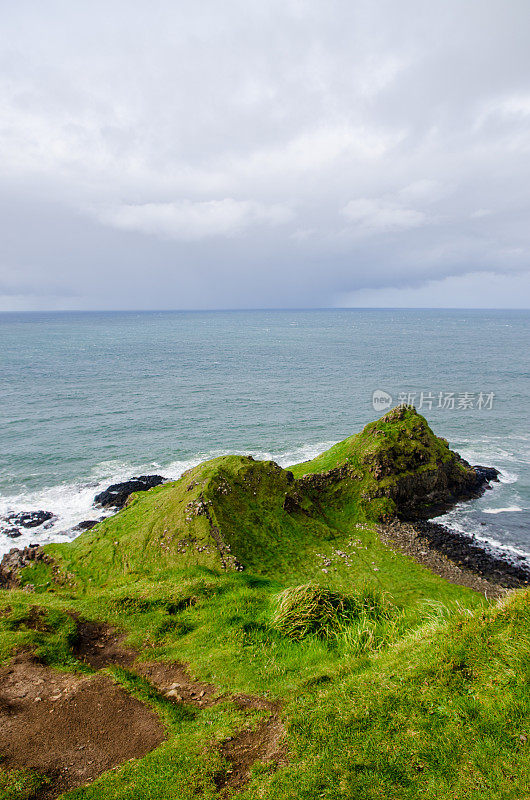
[71,618,136,669]
[214,700,285,794]
[1,616,286,798]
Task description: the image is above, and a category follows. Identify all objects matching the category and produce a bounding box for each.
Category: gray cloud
[0,0,529,309]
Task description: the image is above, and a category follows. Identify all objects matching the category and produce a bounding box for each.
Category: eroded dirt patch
[74,622,288,792]
[71,618,136,669]
[76,625,288,794]
[1,617,287,796]
[0,653,164,799]
[72,620,221,707]
[136,660,219,707]
[215,701,286,794]
[20,606,52,632]
[78,624,288,793]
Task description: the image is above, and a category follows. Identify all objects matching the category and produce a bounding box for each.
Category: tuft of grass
[0,603,79,668]
[272,584,397,643]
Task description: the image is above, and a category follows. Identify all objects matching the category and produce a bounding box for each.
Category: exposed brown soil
[132,665,287,790]
[378,520,518,599]
[0,653,164,799]
[215,700,286,794]
[0,619,286,797]
[135,660,219,707]
[71,618,136,669]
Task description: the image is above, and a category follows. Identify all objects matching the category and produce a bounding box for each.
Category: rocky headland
[1,406,529,799]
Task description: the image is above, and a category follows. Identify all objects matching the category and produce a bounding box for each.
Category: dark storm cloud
[1,0,529,309]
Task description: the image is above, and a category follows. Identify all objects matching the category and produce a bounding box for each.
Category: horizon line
[0,306,529,314]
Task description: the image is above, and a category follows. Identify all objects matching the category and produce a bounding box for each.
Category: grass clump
[0,604,79,667]
[272,584,396,643]
[0,766,49,799]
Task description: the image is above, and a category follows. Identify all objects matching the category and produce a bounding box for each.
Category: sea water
[1,309,528,562]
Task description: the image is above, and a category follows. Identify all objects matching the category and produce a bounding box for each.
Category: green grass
[1,579,527,799]
[273,590,530,800]
[0,768,49,800]
[1,408,528,798]
[290,406,455,478]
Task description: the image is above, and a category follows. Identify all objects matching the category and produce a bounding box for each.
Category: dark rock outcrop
[473,465,500,484]
[94,475,166,509]
[72,520,99,531]
[0,545,48,589]
[357,407,501,521]
[378,455,499,521]
[5,510,54,528]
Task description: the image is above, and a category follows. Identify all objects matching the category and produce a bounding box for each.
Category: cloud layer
[1,0,529,309]
[96,199,294,240]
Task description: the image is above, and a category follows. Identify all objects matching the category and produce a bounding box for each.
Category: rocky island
[0,407,528,799]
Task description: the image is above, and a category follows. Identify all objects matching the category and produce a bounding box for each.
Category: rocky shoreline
[379,519,530,598]
[0,474,168,542]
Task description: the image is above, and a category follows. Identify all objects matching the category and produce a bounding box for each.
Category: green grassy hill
[42,406,482,588]
[1,407,528,799]
[290,404,480,521]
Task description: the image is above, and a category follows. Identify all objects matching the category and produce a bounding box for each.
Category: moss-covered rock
[290,406,493,521]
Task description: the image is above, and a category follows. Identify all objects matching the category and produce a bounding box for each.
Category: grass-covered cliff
[0,407,528,799]
[290,404,483,520]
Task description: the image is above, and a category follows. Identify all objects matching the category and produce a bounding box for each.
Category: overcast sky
[1,0,530,310]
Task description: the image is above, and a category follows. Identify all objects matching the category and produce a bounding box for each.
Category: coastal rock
[5,510,54,528]
[378,519,530,594]
[72,520,100,531]
[412,520,530,588]
[377,455,499,520]
[94,475,166,509]
[288,407,502,523]
[0,544,48,589]
[360,407,500,520]
[4,528,22,538]
[472,465,500,483]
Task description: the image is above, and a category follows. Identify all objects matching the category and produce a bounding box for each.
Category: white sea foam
[438,509,530,563]
[498,470,519,484]
[482,506,523,514]
[451,433,530,472]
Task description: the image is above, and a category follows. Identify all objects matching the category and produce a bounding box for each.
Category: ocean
[1,309,529,563]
